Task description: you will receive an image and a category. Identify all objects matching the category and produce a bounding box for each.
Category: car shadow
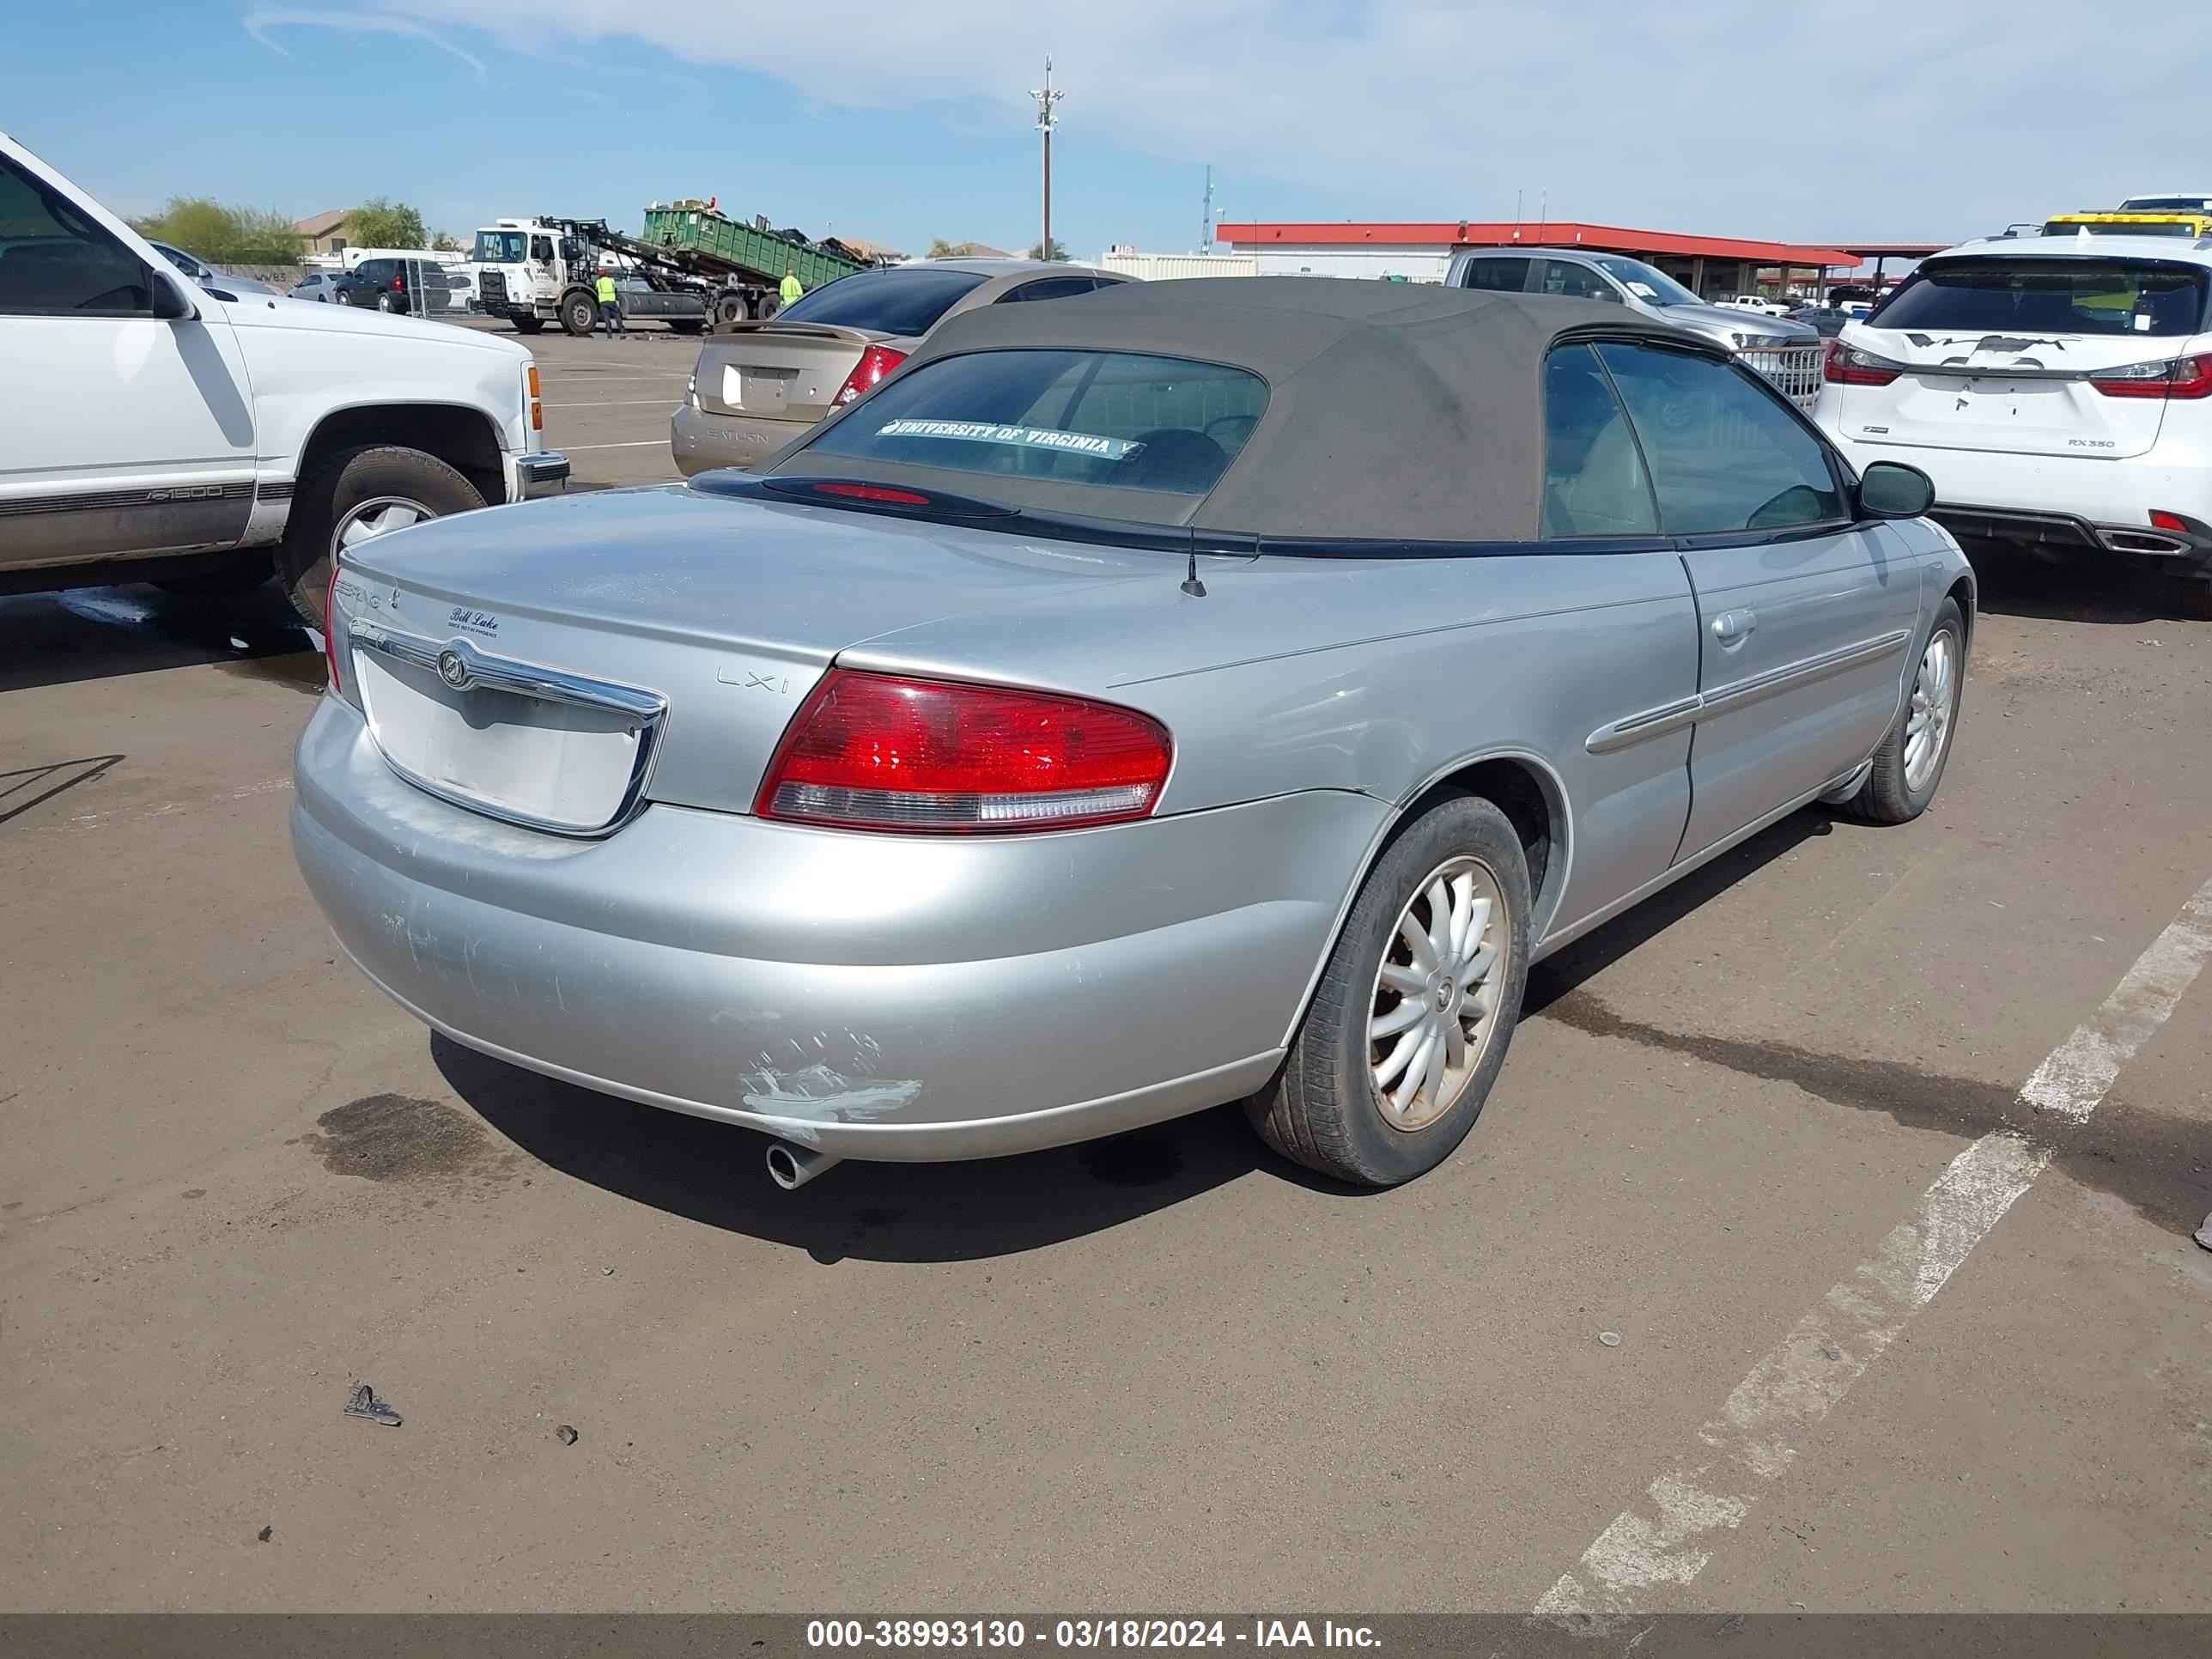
[436,811,1838,1262]
[1524,811,1834,1016]
[1963,540,2198,626]
[0,582,315,694]
[436,1036,1347,1265]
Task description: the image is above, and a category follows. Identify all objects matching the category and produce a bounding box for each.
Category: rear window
[776,267,989,335]
[799,349,1268,496]
[1871,259,2209,337]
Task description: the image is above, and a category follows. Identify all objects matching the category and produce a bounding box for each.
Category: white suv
[1814,234,2212,616]
[0,131,567,626]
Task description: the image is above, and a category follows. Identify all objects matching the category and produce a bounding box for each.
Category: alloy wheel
[1905,629,1958,793]
[1368,855,1510,1132]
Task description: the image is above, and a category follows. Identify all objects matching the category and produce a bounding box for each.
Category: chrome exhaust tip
[765,1141,842,1192]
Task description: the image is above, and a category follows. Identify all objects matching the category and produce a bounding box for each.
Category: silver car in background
[297,279,1970,1192]
[1449,246,1818,350]
[149,240,279,298]
[672,258,1127,474]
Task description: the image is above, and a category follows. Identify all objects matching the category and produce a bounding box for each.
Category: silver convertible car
[294,280,1972,1189]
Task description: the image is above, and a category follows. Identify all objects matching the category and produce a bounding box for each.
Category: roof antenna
[1181,544,1207,598]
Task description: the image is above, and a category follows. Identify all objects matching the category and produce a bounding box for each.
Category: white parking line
[1534,874,2212,1625]
[544,399,681,409]
[559,440,670,452]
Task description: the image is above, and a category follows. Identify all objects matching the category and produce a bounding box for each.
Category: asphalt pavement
[2,341,2209,1616]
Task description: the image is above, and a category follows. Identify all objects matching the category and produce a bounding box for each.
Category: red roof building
[1216,219,1869,298]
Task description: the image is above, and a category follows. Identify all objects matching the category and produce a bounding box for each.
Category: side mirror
[149,267,198,321]
[1857,460,1935,520]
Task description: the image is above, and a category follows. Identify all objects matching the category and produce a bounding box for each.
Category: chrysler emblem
[437,648,470,690]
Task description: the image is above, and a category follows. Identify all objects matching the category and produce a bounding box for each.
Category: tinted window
[778,267,990,334]
[1595,343,1843,536]
[998,276,1100,303]
[1459,257,1531,293]
[1538,260,1620,302]
[1872,258,2209,337]
[357,259,395,281]
[529,237,554,262]
[0,155,152,315]
[1542,346,1656,538]
[801,349,1267,496]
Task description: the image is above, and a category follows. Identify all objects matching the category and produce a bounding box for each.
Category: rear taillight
[1823,338,1901,386]
[757,670,1172,834]
[2150,509,2192,532]
[323,563,346,695]
[392,275,404,291]
[832,345,908,407]
[2090,353,2212,399]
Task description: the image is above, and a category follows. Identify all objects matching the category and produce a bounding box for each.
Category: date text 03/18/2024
[804,1619,1382,1650]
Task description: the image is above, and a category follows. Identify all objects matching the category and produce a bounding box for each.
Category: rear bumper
[1825,432,2212,571]
[291,696,1384,1159]
[671,403,807,476]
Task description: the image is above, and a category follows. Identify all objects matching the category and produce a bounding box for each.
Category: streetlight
[1030,56,1061,260]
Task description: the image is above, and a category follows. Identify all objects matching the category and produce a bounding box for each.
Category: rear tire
[2166,574,2212,621]
[276,446,483,629]
[1247,794,1531,1188]
[713,293,749,329]
[1840,596,1966,824]
[561,292,598,337]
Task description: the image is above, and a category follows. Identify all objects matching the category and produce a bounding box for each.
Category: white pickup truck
[0,132,567,627]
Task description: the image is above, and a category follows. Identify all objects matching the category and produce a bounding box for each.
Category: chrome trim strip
[1583,695,1702,756]
[0,480,254,518]
[1700,629,1911,717]
[1585,630,1911,754]
[347,623,667,838]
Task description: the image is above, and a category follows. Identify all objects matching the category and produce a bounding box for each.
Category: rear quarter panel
[845,548,1703,939]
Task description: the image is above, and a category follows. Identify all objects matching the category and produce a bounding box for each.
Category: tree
[348,197,428,250]
[131,198,304,261]
[431,231,462,252]
[1026,237,1067,262]
[927,237,959,258]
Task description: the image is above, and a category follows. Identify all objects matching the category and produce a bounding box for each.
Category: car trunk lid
[692,322,876,425]
[1833,327,2188,459]
[328,489,1164,824]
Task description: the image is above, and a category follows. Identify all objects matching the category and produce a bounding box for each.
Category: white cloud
[369,0,2212,239]
[244,9,489,80]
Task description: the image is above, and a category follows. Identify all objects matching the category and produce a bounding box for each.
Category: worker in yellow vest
[594,270,627,339]
[778,267,803,313]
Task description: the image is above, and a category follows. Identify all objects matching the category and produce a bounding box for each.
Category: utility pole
[1030,57,1061,260]
[1201,165,1214,250]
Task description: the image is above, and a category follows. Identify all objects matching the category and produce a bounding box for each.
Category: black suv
[337,258,453,316]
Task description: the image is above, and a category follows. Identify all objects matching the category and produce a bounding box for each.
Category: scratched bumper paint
[291,696,1384,1158]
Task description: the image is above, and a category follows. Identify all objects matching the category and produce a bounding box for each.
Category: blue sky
[6,3,2209,260]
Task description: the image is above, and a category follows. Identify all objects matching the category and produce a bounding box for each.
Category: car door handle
[1711,608,1757,645]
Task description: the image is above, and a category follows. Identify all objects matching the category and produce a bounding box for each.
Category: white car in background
[290,270,348,302]
[1815,234,2212,617]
